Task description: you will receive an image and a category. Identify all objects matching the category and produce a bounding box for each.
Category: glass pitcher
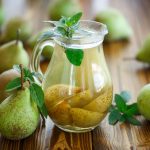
[31,20,113,133]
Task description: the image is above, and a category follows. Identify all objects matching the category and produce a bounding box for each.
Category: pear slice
[70,108,104,128]
[66,89,94,108]
[45,84,81,111]
[50,101,71,125]
[83,89,113,113]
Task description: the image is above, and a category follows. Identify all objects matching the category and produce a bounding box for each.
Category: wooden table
[1,0,150,149]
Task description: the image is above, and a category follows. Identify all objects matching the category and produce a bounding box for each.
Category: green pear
[0,40,29,73]
[42,46,54,60]
[0,69,19,102]
[27,29,54,60]
[95,9,132,41]
[0,88,40,140]
[48,0,82,20]
[2,17,32,43]
[136,35,150,63]
[137,84,150,120]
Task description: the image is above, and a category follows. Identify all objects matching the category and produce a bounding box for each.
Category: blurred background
[0,0,150,99]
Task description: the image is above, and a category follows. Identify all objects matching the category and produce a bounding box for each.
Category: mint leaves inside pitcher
[39,12,83,66]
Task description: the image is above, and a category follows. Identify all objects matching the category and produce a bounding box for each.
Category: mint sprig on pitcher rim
[38,12,84,66]
[5,64,48,121]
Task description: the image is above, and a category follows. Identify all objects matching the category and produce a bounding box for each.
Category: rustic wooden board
[0,0,150,149]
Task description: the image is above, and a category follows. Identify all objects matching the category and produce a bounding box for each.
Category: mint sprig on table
[38,12,84,66]
[5,64,48,118]
[108,91,141,126]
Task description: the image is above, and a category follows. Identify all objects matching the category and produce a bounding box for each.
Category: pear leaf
[29,83,48,118]
[5,77,21,92]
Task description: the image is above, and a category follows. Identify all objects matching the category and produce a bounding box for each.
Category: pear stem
[19,64,24,90]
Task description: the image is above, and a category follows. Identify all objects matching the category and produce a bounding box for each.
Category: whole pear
[137,84,150,120]
[136,35,150,63]
[95,9,132,41]
[0,69,19,102]
[2,17,32,43]
[48,0,82,20]
[0,88,40,140]
[0,40,29,73]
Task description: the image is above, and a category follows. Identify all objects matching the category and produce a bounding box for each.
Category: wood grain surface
[1,0,150,149]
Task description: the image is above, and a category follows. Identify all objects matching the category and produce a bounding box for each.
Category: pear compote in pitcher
[31,13,113,133]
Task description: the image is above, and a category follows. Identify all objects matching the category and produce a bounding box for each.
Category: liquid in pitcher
[43,43,113,132]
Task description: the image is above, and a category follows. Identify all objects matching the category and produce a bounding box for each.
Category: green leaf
[125,103,139,117]
[29,83,44,106]
[29,83,48,117]
[66,12,82,27]
[120,91,131,102]
[38,31,54,42]
[56,26,67,36]
[119,115,126,122]
[23,68,34,82]
[126,116,141,126]
[40,104,49,117]
[115,94,127,113]
[65,48,84,66]
[59,16,67,25]
[108,105,115,112]
[108,109,122,125]
[5,77,21,92]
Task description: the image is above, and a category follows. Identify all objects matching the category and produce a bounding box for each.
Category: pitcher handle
[30,39,55,83]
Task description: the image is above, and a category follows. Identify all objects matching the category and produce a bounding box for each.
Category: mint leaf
[119,115,126,122]
[125,103,139,117]
[59,16,67,25]
[108,109,122,125]
[108,92,141,126]
[66,12,82,27]
[120,91,131,102]
[29,83,48,117]
[56,26,67,36]
[109,105,115,112]
[65,48,84,66]
[126,116,141,126]
[115,94,127,113]
[5,77,21,92]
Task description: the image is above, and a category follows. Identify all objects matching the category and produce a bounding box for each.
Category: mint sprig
[39,12,84,66]
[5,64,48,119]
[108,91,141,126]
